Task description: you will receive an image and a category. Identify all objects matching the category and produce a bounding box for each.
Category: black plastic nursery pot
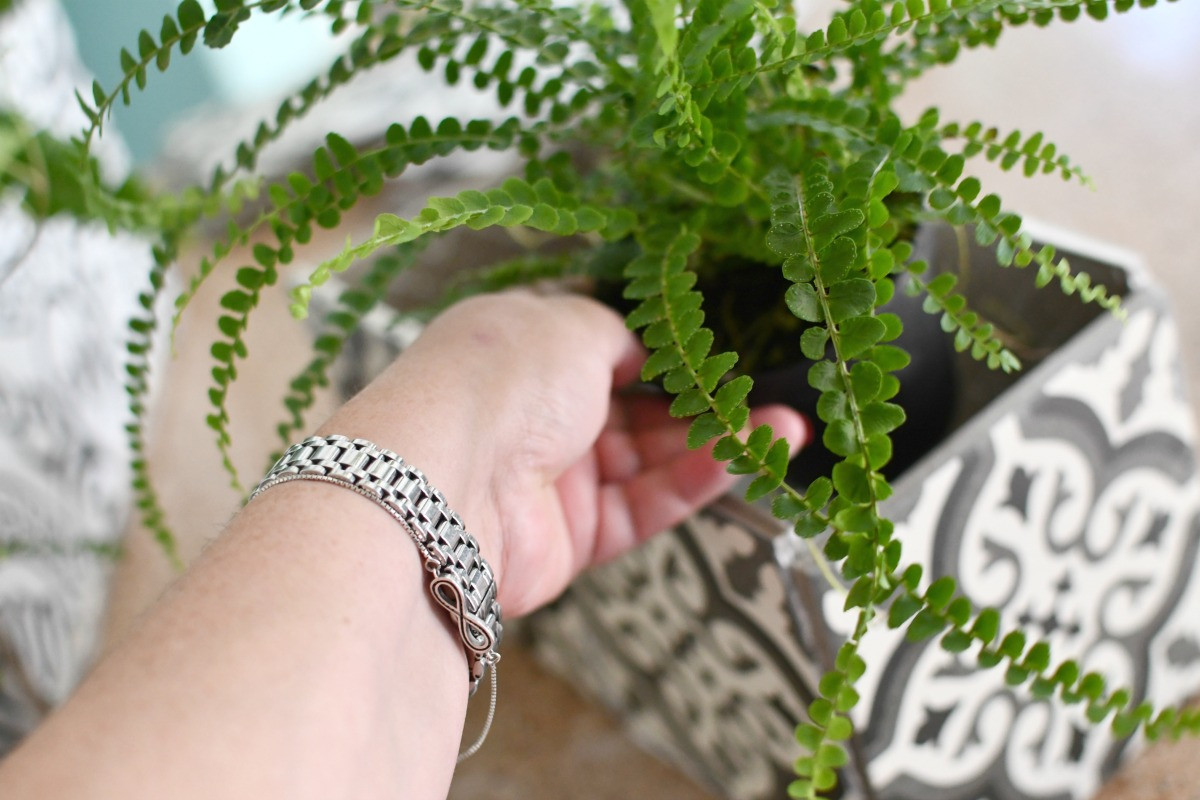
[524,221,1200,800]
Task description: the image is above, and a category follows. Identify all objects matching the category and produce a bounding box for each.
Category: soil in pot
[696,253,957,487]
[594,239,959,489]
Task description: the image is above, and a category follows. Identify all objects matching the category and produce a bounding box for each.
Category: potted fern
[4,0,1199,797]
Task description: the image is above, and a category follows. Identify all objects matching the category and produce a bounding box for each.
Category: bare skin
[0,292,805,799]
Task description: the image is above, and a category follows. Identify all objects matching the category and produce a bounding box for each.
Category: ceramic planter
[525,221,1200,799]
[316,219,1200,799]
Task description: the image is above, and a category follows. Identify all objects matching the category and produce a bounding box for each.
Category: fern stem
[636,224,842,592]
[124,245,184,571]
[794,180,888,636]
[268,243,424,464]
[172,123,522,333]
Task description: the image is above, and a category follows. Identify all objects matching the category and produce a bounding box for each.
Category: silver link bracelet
[249,434,503,697]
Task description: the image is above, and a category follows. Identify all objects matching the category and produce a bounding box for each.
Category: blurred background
[61,0,346,162]
[51,1,1200,798]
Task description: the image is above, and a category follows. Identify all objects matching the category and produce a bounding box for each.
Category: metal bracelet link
[249,434,503,696]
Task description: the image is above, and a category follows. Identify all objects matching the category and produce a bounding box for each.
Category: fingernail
[791,413,813,455]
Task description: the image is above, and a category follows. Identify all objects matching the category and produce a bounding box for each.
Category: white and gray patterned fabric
[0,0,152,754]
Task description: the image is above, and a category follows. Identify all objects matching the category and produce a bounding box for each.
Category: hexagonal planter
[526,221,1200,800]
[318,219,1200,799]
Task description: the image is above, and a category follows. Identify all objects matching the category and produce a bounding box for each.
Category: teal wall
[60,0,217,163]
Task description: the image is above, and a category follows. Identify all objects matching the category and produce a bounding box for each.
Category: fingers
[610,331,648,389]
[595,396,687,483]
[405,292,646,478]
[598,395,809,483]
[592,405,809,564]
[746,405,809,460]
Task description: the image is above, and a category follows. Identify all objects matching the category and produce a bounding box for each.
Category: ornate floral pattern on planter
[531,499,829,800]
[530,239,1200,800]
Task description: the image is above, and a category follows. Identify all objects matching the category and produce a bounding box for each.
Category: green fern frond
[510,0,629,79]
[402,0,602,120]
[884,567,1200,743]
[174,116,530,330]
[767,97,1124,317]
[270,243,425,463]
[642,0,757,177]
[702,0,1145,96]
[80,0,364,146]
[206,272,267,492]
[927,180,1124,315]
[623,221,800,503]
[124,246,183,570]
[789,642,864,798]
[868,3,1007,95]
[619,215,843,597]
[905,265,1023,372]
[205,16,409,189]
[931,112,1093,185]
[1028,241,1125,315]
[0,538,124,561]
[857,0,1168,96]
[81,0,257,143]
[288,176,628,317]
[699,0,989,88]
[766,163,899,527]
[766,162,925,797]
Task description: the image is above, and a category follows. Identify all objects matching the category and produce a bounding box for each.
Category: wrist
[231,479,473,789]
[254,433,503,695]
[315,358,506,582]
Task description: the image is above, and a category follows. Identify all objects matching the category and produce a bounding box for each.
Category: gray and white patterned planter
[317,218,1200,799]
[527,222,1200,800]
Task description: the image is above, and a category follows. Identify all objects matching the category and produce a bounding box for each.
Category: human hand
[0,291,808,800]
[322,291,808,616]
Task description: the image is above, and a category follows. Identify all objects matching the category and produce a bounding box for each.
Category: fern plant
[1,0,1191,795]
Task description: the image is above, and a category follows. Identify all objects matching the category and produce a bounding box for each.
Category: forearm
[0,363,489,799]
[0,291,803,799]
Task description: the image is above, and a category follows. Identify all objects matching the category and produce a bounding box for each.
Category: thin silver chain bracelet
[249,434,502,759]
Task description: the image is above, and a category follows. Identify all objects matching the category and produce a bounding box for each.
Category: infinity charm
[430,575,496,659]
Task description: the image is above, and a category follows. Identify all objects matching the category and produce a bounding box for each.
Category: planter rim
[762,219,1167,570]
[889,217,1154,501]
